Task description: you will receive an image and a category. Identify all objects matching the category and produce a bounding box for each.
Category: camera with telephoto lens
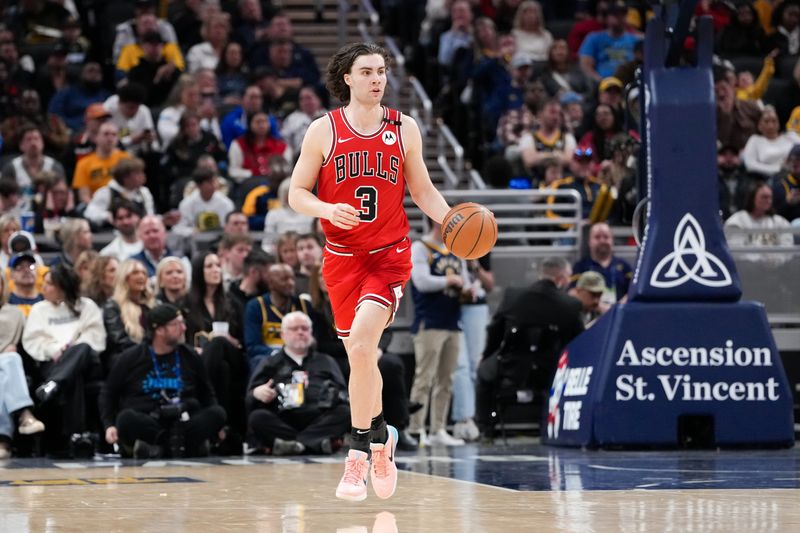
[157,402,186,422]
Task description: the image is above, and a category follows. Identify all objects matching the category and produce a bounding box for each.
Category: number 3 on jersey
[355,186,377,222]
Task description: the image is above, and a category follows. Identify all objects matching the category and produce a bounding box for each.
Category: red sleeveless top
[318,106,409,251]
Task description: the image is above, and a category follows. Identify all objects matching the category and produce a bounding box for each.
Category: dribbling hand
[327,203,361,230]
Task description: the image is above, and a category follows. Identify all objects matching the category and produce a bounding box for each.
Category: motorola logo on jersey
[382,131,397,145]
[333,151,400,185]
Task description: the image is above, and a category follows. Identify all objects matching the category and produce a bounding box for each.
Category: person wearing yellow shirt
[71,122,130,204]
[736,50,778,102]
[116,29,185,75]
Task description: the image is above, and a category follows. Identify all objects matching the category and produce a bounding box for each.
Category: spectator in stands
[60,18,90,73]
[0,271,45,459]
[540,39,594,100]
[547,146,606,221]
[244,262,315,372]
[221,84,269,148]
[216,41,250,102]
[1,89,70,157]
[48,62,109,132]
[569,270,607,326]
[82,256,118,308]
[438,1,474,68]
[718,143,751,220]
[100,303,225,459]
[66,103,110,176]
[187,11,231,73]
[473,33,519,144]
[0,179,21,217]
[736,50,778,105]
[74,250,99,290]
[7,251,43,318]
[100,200,144,262]
[162,112,227,186]
[742,105,798,180]
[725,182,794,252]
[72,122,130,205]
[118,25,185,79]
[225,210,250,235]
[246,311,349,455]
[519,100,577,177]
[476,257,583,438]
[52,218,92,269]
[579,103,623,163]
[766,0,800,57]
[717,2,767,57]
[281,85,327,159]
[262,180,315,252]
[166,0,205,50]
[1,124,66,191]
[572,222,632,306]
[184,251,247,438]
[772,144,800,223]
[0,215,19,269]
[218,233,253,288]
[158,74,222,148]
[409,220,469,447]
[294,233,322,297]
[512,1,553,61]
[102,259,154,371]
[6,0,71,48]
[131,215,182,277]
[233,0,273,57]
[228,248,274,314]
[716,68,762,152]
[250,11,319,83]
[24,264,106,450]
[84,158,154,229]
[104,83,159,156]
[113,0,179,64]
[125,32,183,109]
[275,231,301,271]
[175,167,235,236]
[33,174,78,236]
[228,111,290,183]
[579,0,640,81]
[561,91,586,137]
[155,256,189,307]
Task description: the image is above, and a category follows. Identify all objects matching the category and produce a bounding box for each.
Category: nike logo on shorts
[338,137,354,143]
[396,246,409,253]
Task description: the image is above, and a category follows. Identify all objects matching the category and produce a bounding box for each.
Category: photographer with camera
[246,311,350,456]
[99,303,226,459]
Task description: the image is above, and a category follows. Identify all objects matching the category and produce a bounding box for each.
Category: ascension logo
[650,213,732,288]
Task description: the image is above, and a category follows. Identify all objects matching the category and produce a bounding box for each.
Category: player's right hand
[328,203,361,229]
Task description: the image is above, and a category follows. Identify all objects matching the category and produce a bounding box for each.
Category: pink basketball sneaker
[335,449,370,501]
[369,425,398,499]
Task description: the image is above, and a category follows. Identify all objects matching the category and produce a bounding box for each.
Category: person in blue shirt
[571,222,633,308]
[579,1,640,81]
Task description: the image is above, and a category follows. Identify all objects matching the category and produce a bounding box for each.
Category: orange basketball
[440,202,497,259]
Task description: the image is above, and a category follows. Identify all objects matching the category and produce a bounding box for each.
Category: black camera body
[157,402,186,422]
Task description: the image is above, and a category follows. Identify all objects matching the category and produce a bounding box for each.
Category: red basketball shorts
[322,236,412,338]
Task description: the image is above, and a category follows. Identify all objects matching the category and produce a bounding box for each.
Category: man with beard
[571,222,632,307]
[100,303,225,459]
[229,249,275,315]
[100,200,144,261]
[48,62,110,132]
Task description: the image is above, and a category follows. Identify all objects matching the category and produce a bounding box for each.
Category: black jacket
[483,279,584,385]
[99,342,218,429]
[102,300,149,358]
[245,348,347,416]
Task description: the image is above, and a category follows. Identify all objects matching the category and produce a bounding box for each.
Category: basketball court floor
[1,440,798,532]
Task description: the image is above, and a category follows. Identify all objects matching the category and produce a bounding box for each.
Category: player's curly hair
[325,42,392,104]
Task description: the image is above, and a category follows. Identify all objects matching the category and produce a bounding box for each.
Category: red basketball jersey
[318,106,409,250]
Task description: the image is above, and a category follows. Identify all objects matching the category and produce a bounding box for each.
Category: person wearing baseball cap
[99,303,226,459]
[569,271,608,326]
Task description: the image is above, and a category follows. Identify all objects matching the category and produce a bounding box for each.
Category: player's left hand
[328,203,361,230]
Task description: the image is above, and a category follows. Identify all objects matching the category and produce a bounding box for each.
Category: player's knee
[347,340,376,366]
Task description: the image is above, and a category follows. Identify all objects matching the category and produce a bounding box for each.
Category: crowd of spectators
[0,0,799,459]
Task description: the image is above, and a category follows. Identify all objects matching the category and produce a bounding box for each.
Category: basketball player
[288,42,451,501]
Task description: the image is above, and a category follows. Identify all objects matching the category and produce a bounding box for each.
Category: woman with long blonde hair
[102,259,155,372]
[82,256,119,307]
